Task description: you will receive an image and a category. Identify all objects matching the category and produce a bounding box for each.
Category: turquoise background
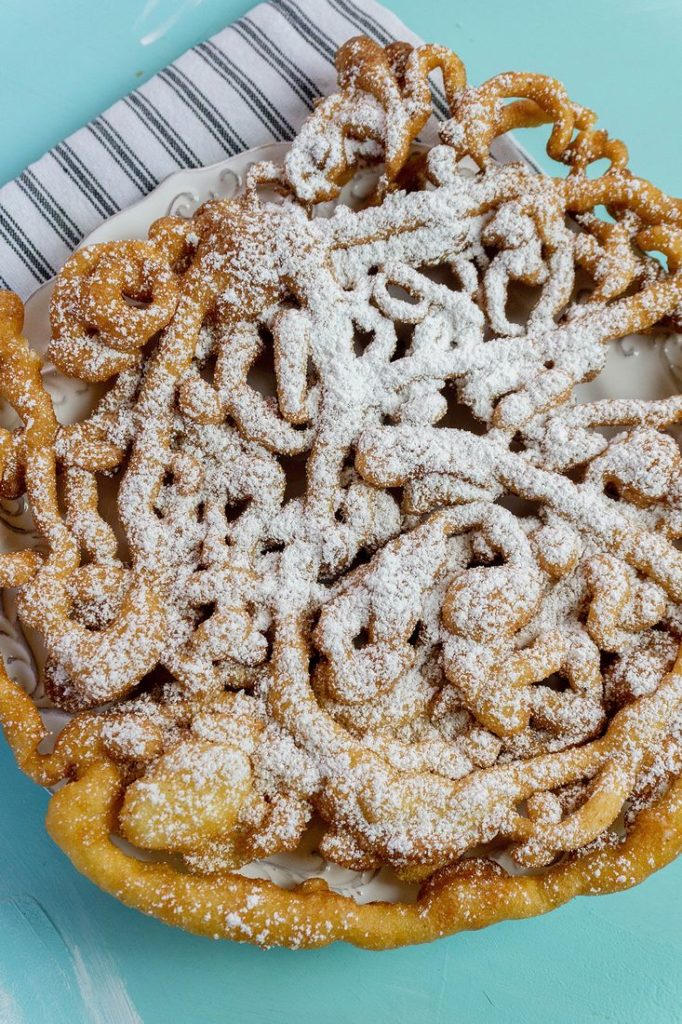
[1,2,682,1022]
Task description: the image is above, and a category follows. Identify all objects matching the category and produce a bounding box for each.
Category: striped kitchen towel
[0,0,528,300]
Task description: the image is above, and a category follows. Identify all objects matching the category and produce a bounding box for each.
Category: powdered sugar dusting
[5,36,682,946]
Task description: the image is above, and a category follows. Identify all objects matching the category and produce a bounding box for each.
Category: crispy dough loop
[49,240,180,382]
[0,293,167,710]
[286,36,465,202]
[441,72,597,167]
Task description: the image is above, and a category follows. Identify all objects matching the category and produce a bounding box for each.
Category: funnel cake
[2,36,682,948]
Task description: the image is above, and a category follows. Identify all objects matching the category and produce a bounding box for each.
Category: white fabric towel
[0,0,528,299]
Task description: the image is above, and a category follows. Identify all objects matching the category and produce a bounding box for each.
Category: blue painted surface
[1,3,682,1022]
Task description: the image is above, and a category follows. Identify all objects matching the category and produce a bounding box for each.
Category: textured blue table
[1,3,682,1023]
